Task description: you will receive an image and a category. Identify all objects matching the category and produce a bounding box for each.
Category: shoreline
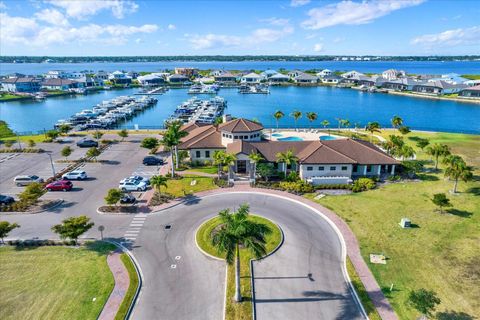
[387,90,480,104]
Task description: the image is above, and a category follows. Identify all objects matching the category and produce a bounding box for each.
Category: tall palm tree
[321,119,330,128]
[391,115,403,131]
[166,121,188,169]
[426,143,450,170]
[150,175,168,193]
[248,151,264,182]
[442,155,473,193]
[306,112,318,128]
[399,145,415,160]
[213,150,227,178]
[365,122,381,142]
[161,131,178,178]
[273,110,284,129]
[223,153,237,177]
[211,204,272,302]
[341,119,351,130]
[290,110,302,130]
[276,149,298,177]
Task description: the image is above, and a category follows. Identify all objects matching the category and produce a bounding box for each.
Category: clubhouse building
[179,117,398,184]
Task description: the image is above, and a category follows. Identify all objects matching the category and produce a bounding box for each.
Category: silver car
[13,175,44,187]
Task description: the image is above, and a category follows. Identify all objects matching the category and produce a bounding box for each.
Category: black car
[77,139,98,148]
[143,156,163,166]
[0,195,15,205]
[120,194,136,204]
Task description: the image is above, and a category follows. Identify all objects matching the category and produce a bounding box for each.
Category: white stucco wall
[299,164,353,179]
[189,149,222,162]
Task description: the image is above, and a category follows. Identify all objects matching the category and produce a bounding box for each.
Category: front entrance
[236,160,247,174]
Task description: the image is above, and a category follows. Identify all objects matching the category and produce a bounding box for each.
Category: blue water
[320,136,337,141]
[1,60,480,75]
[278,136,304,141]
[271,133,283,137]
[1,87,479,134]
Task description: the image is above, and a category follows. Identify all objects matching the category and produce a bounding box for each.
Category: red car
[45,180,73,192]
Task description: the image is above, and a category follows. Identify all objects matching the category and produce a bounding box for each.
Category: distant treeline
[1,55,480,63]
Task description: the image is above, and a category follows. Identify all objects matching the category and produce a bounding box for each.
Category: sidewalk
[145,185,398,320]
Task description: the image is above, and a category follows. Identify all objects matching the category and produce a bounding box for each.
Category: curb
[0,199,64,215]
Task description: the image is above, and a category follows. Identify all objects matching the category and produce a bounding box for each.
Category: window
[352,165,358,172]
[330,166,336,171]
[205,151,210,158]
[367,165,372,173]
[318,166,324,171]
[341,166,348,171]
[243,136,248,139]
[195,151,201,158]
[307,166,313,171]
[234,136,238,139]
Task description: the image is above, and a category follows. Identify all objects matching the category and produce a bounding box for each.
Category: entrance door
[237,160,247,174]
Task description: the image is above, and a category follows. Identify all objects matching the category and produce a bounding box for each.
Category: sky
[0,0,479,56]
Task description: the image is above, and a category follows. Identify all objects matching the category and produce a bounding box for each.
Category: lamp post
[46,152,56,178]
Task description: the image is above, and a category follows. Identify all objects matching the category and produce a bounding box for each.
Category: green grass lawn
[305,130,480,319]
[165,175,218,197]
[184,166,218,175]
[0,242,116,320]
[0,93,30,102]
[197,215,282,320]
[114,254,139,320]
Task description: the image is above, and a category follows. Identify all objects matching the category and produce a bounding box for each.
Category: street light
[46,152,56,178]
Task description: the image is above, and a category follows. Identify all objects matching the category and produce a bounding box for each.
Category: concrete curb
[0,199,64,215]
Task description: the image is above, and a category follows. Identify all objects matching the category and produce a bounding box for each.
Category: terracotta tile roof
[322,139,399,165]
[178,126,223,149]
[296,140,356,164]
[180,122,208,133]
[218,118,263,133]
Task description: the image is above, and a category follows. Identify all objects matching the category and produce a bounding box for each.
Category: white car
[62,170,88,180]
[119,180,147,192]
[120,176,150,185]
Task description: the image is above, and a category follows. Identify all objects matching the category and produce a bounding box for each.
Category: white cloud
[34,8,69,26]
[260,17,290,26]
[302,0,425,30]
[46,0,138,19]
[188,26,294,50]
[291,0,310,7]
[0,1,7,10]
[135,38,143,44]
[167,24,176,30]
[313,43,324,52]
[411,26,480,47]
[0,12,157,47]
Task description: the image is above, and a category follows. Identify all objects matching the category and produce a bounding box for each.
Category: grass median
[114,253,140,320]
[196,215,282,320]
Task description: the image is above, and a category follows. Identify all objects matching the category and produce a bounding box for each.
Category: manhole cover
[165,225,171,230]
[171,264,177,269]
[175,256,181,260]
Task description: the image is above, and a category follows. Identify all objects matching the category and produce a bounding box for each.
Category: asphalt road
[132,192,363,320]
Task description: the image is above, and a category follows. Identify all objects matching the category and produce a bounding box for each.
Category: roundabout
[130,192,365,320]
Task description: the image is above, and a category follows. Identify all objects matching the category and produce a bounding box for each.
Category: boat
[167,96,227,124]
[238,84,269,94]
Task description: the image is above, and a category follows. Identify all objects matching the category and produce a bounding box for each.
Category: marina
[167,96,227,124]
[238,84,270,94]
[188,84,219,95]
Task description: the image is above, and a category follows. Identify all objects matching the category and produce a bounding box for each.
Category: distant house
[382,78,418,91]
[268,73,290,84]
[45,70,84,79]
[214,72,237,84]
[288,70,303,78]
[137,73,166,85]
[294,73,318,84]
[260,69,278,78]
[1,77,41,92]
[316,69,333,78]
[41,78,82,91]
[321,75,343,84]
[127,71,139,79]
[412,80,467,94]
[241,72,263,84]
[108,71,132,85]
[211,70,226,77]
[341,70,365,79]
[76,75,101,87]
[439,73,468,85]
[459,85,480,98]
[381,69,405,80]
[168,74,189,84]
[174,68,198,77]
[95,71,110,81]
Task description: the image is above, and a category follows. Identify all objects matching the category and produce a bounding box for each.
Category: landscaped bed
[306,130,480,319]
[196,215,282,320]
[0,242,116,320]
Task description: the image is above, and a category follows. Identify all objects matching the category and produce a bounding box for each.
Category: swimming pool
[271,133,283,137]
[319,136,337,141]
[278,136,304,141]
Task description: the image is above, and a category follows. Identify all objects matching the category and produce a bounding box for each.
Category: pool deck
[265,129,344,141]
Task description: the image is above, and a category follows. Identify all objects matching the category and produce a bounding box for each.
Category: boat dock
[166,96,227,124]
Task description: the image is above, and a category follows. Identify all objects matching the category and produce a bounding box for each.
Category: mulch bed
[98,205,138,214]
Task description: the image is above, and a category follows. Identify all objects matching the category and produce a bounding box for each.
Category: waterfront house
[108,71,132,85]
[127,71,139,79]
[381,69,405,80]
[412,80,467,95]
[268,73,290,84]
[95,71,110,81]
[241,72,264,84]
[341,70,365,79]
[214,72,237,84]
[76,75,101,87]
[178,117,398,184]
[41,78,83,91]
[459,85,480,98]
[137,73,166,85]
[294,73,318,84]
[168,74,190,84]
[260,69,278,78]
[211,70,226,77]
[174,68,198,77]
[317,69,333,78]
[1,77,41,93]
[288,70,303,78]
[439,73,469,85]
[382,78,418,91]
[321,75,343,84]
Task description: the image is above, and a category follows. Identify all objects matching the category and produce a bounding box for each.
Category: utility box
[400,218,411,228]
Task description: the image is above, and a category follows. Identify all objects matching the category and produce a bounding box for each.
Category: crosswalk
[122,213,148,244]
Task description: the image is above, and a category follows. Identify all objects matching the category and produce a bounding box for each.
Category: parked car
[120,194,136,204]
[77,139,98,148]
[143,156,163,166]
[0,195,15,205]
[13,175,44,187]
[120,175,150,185]
[45,180,73,192]
[119,180,147,192]
[62,170,87,180]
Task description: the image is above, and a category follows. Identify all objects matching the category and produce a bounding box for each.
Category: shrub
[286,171,300,182]
[43,138,53,143]
[213,177,230,188]
[4,140,14,148]
[27,139,36,147]
[352,178,376,193]
[279,181,315,194]
[387,175,401,182]
[149,192,175,206]
[19,182,45,202]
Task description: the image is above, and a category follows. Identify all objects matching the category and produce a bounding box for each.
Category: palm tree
[248,151,264,182]
[341,119,351,130]
[161,131,178,178]
[306,112,318,128]
[150,175,168,193]
[391,115,403,131]
[290,110,302,130]
[399,145,415,160]
[426,143,450,171]
[365,122,381,142]
[276,149,298,177]
[213,150,227,178]
[321,119,330,135]
[443,155,473,193]
[165,121,188,170]
[223,153,237,177]
[273,110,284,129]
[211,204,272,302]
